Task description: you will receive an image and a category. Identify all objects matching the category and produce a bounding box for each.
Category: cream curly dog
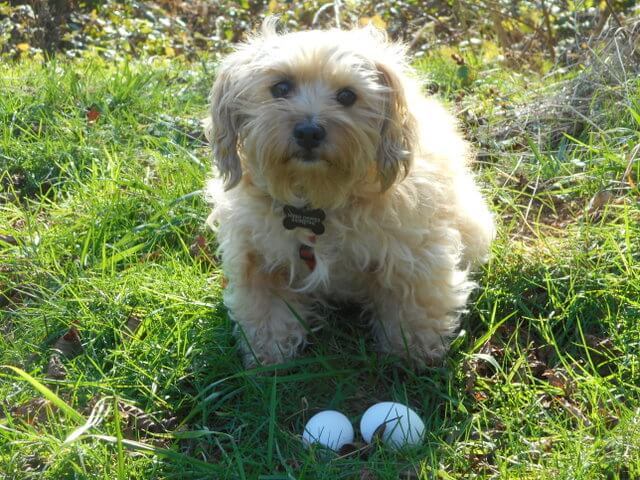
[205,19,495,368]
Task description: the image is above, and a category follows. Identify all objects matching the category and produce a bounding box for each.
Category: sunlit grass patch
[1,35,639,480]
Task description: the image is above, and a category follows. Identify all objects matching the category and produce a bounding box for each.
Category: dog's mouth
[292,149,321,163]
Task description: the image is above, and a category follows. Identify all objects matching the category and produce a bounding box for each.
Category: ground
[1,3,640,479]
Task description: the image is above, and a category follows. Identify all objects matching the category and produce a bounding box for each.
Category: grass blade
[92,434,221,473]
[3,365,84,424]
[267,373,277,468]
[112,396,126,480]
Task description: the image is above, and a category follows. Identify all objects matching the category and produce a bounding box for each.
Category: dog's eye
[271,80,293,98]
[336,88,357,107]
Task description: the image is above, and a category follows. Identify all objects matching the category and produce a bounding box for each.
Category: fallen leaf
[189,234,214,263]
[10,398,54,425]
[46,326,83,380]
[451,52,465,65]
[52,326,83,358]
[285,458,302,470]
[0,234,18,245]
[599,407,620,429]
[21,453,45,473]
[46,354,67,380]
[539,395,552,409]
[557,398,592,427]
[542,368,574,395]
[141,250,162,262]
[337,442,359,457]
[473,391,489,402]
[522,436,554,458]
[86,107,101,123]
[533,344,555,366]
[117,401,175,436]
[584,334,616,353]
[587,190,614,219]
[124,314,143,339]
[527,352,547,378]
[0,288,19,309]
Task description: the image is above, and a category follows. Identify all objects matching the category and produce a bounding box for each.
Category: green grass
[1,49,639,479]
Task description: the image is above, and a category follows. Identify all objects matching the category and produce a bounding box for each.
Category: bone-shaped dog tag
[282,205,326,235]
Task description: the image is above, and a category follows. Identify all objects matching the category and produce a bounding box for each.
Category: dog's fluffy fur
[205,19,495,368]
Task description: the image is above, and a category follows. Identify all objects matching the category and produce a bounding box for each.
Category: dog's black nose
[293,122,326,150]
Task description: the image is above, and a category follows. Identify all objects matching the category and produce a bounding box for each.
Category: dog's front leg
[370,248,475,367]
[223,252,311,368]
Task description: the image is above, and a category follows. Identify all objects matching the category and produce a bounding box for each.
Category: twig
[546,103,606,134]
[408,14,452,50]
[540,0,556,62]
[407,21,434,50]
[334,0,341,29]
[312,3,333,27]
[604,0,624,31]
[312,0,341,29]
[621,144,640,192]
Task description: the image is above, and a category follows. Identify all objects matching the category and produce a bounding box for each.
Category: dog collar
[282,204,325,235]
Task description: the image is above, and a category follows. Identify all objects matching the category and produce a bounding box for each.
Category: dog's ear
[209,62,244,190]
[208,18,281,190]
[375,57,418,191]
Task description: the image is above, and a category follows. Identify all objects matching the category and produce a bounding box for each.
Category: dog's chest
[264,210,378,297]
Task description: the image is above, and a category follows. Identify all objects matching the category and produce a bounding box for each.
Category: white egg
[360,402,425,448]
[302,410,354,451]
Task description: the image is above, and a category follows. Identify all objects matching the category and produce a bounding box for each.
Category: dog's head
[208,19,418,209]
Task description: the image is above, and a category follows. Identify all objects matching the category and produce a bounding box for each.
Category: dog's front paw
[235,323,308,369]
[372,312,460,369]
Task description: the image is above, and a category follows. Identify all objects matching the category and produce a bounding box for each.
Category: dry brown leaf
[46,354,66,380]
[46,326,83,379]
[533,344,555,366]
[523,436,554,457]
[371,421,387,443]
[337,442,361,458]
[557,398,592,426]
[123,314,143,341]
[117,401,176,436]
[86,107,101,123]
[451,52,465,65]
[52,326,83,358]
[464,368,477,393]
[540,394,553,409]
[584,334,616,353]
[0,234,18,245]
[527,352,547,378]
[141,250,162,262]
[189,234,214,262]
[11,398,54,425]
[584,334,621,375]
[542,368,574,394]
[587,190,614,219]
[21,453,45,473]
[473,391,489,402]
